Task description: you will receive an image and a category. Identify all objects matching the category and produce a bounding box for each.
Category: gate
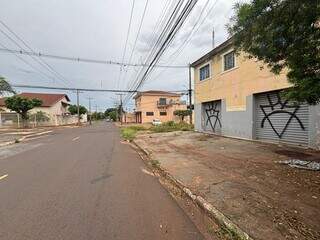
[255,91,309,146]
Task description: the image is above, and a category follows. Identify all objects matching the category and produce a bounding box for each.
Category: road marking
[0,174,8,181]
[72,136,80,141]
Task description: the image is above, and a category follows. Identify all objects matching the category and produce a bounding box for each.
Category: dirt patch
[135,131,320,240]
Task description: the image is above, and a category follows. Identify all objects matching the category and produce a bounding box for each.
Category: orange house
[134,91,187,123]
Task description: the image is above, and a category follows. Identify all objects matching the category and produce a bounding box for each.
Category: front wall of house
[194,50,290,111]
[135,95,186,123]
[193,47,320,149]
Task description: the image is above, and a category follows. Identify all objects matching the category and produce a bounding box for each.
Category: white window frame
[198,61,212,82]
[221,49,237,73]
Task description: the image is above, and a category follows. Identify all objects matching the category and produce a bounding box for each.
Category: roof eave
[190,37,234,67]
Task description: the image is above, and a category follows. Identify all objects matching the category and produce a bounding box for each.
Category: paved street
[0,123,203,240]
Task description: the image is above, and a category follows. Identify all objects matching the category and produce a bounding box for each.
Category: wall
[309,105,320,150]
[194,49,290,111]
[220,95,254,139]
[135,95,187,123]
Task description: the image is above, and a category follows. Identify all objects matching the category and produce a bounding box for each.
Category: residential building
[0,92,83,126]
[134,90,187,123]
[191,38,320,149]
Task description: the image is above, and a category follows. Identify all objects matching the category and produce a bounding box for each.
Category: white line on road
[72,136,80,141]
[0,174,8,181]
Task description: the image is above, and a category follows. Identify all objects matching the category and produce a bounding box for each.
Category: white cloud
[0,0,243,111]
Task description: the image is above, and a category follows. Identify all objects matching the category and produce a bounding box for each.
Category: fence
[0,112,87,128]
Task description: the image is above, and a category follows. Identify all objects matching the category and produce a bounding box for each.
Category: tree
[5,96,42,126]
[174,109,192,122]
[0,76,15,96]
[228,0,320,104]
[104,108,117,118]
[108,111,117,121]
[68,105,87,115]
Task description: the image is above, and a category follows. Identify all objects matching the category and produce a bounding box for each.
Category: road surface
[0,123,203,240]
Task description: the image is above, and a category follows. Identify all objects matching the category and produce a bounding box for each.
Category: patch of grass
[121,128,136,141]
[150,121,194,133]
[151,159,160,168]
[120,125,147,141]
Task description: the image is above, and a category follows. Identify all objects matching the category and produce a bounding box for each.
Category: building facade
[192,38,320,149]
[134,91,187,123]
[0,92,84,126]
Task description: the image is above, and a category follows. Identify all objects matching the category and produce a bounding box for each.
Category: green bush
[120,128,136,141]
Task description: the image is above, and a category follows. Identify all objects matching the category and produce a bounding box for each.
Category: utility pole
[188,64,192,124]
[87,97,93,125]
[116,93,125,125]
[76,89,80,125]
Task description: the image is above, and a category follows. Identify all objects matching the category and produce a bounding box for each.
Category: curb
[0,130,53,147]
[133,139,253,240]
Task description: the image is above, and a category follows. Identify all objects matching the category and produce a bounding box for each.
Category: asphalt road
[0,123,203,240]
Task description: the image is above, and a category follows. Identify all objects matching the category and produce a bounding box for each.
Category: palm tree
[0,76,15,96]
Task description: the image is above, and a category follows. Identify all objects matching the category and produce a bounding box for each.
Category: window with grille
[160,111,167,116]
[224,51,235,71]
[199,64,210,81]
[146,112,154,116]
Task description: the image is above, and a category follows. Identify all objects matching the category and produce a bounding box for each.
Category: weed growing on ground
[150,121,194,133]
[120,125,148,141]
[151,159,160,168]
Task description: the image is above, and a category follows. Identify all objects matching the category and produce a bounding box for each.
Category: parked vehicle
[152,119,162,126]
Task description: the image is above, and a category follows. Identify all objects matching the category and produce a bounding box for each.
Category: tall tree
[68,104,87,115]
[0,76,15,96]
[5,96,42,126]
[228,0,320,104]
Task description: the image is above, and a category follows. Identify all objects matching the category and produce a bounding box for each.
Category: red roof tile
[0,92,70,107]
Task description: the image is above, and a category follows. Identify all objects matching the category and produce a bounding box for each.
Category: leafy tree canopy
[0,76,15,96]
[104,108,117,116]
[228,0,320,104]
[174,109,192,121]
[5,96,42,120]
[68,105,87,115]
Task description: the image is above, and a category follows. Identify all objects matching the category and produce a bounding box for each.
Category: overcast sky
[0,0,247,111]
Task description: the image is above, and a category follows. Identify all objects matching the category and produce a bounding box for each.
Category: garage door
[202,100,222,134]
[255,91,309,146]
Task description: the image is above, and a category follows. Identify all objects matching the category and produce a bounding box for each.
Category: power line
[12,84,138,93]
[124,0,199,105]
[0,20,70,86]
[122,0,149,86]
[0,48,188,68]
[118,0,136,89]
[0,42,56,81]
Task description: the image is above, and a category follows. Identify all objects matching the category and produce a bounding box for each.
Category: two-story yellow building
[191,38,320,149]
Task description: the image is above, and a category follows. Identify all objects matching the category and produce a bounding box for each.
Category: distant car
[152,119,162,126]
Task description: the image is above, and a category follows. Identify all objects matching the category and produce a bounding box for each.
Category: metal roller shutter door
[202,100,222,134]
[255,92,309,146]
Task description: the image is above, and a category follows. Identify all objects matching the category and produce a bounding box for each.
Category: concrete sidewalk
[135,131,320,240]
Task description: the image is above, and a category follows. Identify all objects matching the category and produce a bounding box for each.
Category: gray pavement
[0,123,203,240]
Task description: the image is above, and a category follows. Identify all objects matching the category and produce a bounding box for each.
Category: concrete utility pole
[188,64,192,124]
[87,97,93,125]
[116,93,125,125]
[76,89,80,125]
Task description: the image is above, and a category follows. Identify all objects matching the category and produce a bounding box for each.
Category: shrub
[120,128,136,141]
